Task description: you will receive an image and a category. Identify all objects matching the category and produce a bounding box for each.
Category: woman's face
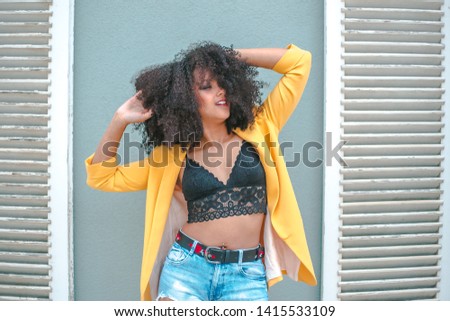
[193,68,230,124]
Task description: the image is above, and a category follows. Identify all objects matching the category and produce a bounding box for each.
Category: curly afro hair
[133,42,264,152]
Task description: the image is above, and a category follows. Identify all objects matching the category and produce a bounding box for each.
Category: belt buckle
[204,246,222,264]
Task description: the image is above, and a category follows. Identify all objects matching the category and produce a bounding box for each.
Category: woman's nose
[217,86,226,96]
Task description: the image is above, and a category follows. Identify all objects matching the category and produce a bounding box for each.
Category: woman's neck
[200,123,234,145]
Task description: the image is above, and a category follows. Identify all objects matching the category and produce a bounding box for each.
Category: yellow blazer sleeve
[85,153,150,192]
[260,44,312,131]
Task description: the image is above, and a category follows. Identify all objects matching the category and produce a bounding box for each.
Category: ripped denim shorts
[157,239,268,301]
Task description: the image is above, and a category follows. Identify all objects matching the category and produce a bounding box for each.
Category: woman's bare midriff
[177,136,265,250]
[181,213,265,250]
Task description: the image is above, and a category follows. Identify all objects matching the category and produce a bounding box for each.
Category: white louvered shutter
[338,0,445,300]
[0,0,52,300]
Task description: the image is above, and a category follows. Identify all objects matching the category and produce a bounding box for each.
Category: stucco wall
[73,0,324,300]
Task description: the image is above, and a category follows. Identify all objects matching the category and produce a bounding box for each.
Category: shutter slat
[0,33,51,45]
[340,189,442,202]
[0,0,53,2]
[0,218,50,230]
[343,88,444,99]
[343,64,444,76]
[0,284,50,298]
[343,41,444,54]
[341,166,443,179]
[342,122,444,133]
[0,273,50,286]
[0,126,50,137]
[0,240,49,252]
[0,137,49,149]
[0,22,51,34]
[0,67,50,74]
[0,228,50,241]
[0,10,52,23]
[0,44,51,57]
[343,53,444,65]
[342,8,444,21]
[341,211,443,225]
[342,156,444,167]
[339,277,440,292]
[0,183,49,195]
[0,90,50,103]
[0,102,49,113]
[340,233,441,247]
[0,195,50,207]
[0,160,48,172]
[343,99,444,110]
[342,178,443,190]
[343,76,444,88]
[0,206,49,219]
[0,79,50,91]
[341,222,442,236]
[341,200,443,213]
[341,145,443,156]
[340,255,441,269]
[0,171,49,184]
[0,57,51,68]
[342,134,444,144]
[338,288,439,300]
[0,114,49,125]
[344,31,443,43]
[341,245,441,258]
[339,266,441,281]
[343,18,443,32]
[0,251,50,264]
[0,148,49,161]
[0,262,50,274]
[344,0,444,10]
[0,296,48,301]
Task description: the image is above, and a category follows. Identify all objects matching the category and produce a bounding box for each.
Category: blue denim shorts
[157,238,268,301]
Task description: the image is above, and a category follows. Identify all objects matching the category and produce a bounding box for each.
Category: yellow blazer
[85,44,317,300]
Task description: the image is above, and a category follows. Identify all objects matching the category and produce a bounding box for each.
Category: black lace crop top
[182,141,267,223]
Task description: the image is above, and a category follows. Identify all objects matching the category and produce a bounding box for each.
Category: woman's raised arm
[91,91,153,164]
[85,92,153,192]
[235,47,287,70]
[238,44,312,131]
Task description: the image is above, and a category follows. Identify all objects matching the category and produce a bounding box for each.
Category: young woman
[85,42,316,301]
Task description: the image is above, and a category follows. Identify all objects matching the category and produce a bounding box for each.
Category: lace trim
[187,185,267,223]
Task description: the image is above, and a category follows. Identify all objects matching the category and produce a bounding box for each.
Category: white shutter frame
[323,0,449,300]
[47,0,73,301]
[323,0,345,301]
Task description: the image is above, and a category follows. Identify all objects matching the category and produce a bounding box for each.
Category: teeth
[217,101,226,105]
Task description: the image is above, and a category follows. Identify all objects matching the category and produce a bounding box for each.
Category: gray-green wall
[73,0,324,300]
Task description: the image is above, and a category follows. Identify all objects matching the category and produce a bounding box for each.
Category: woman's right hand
[115,91,153,125]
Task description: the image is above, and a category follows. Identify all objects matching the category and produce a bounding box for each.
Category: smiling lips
[216,99,228,107]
